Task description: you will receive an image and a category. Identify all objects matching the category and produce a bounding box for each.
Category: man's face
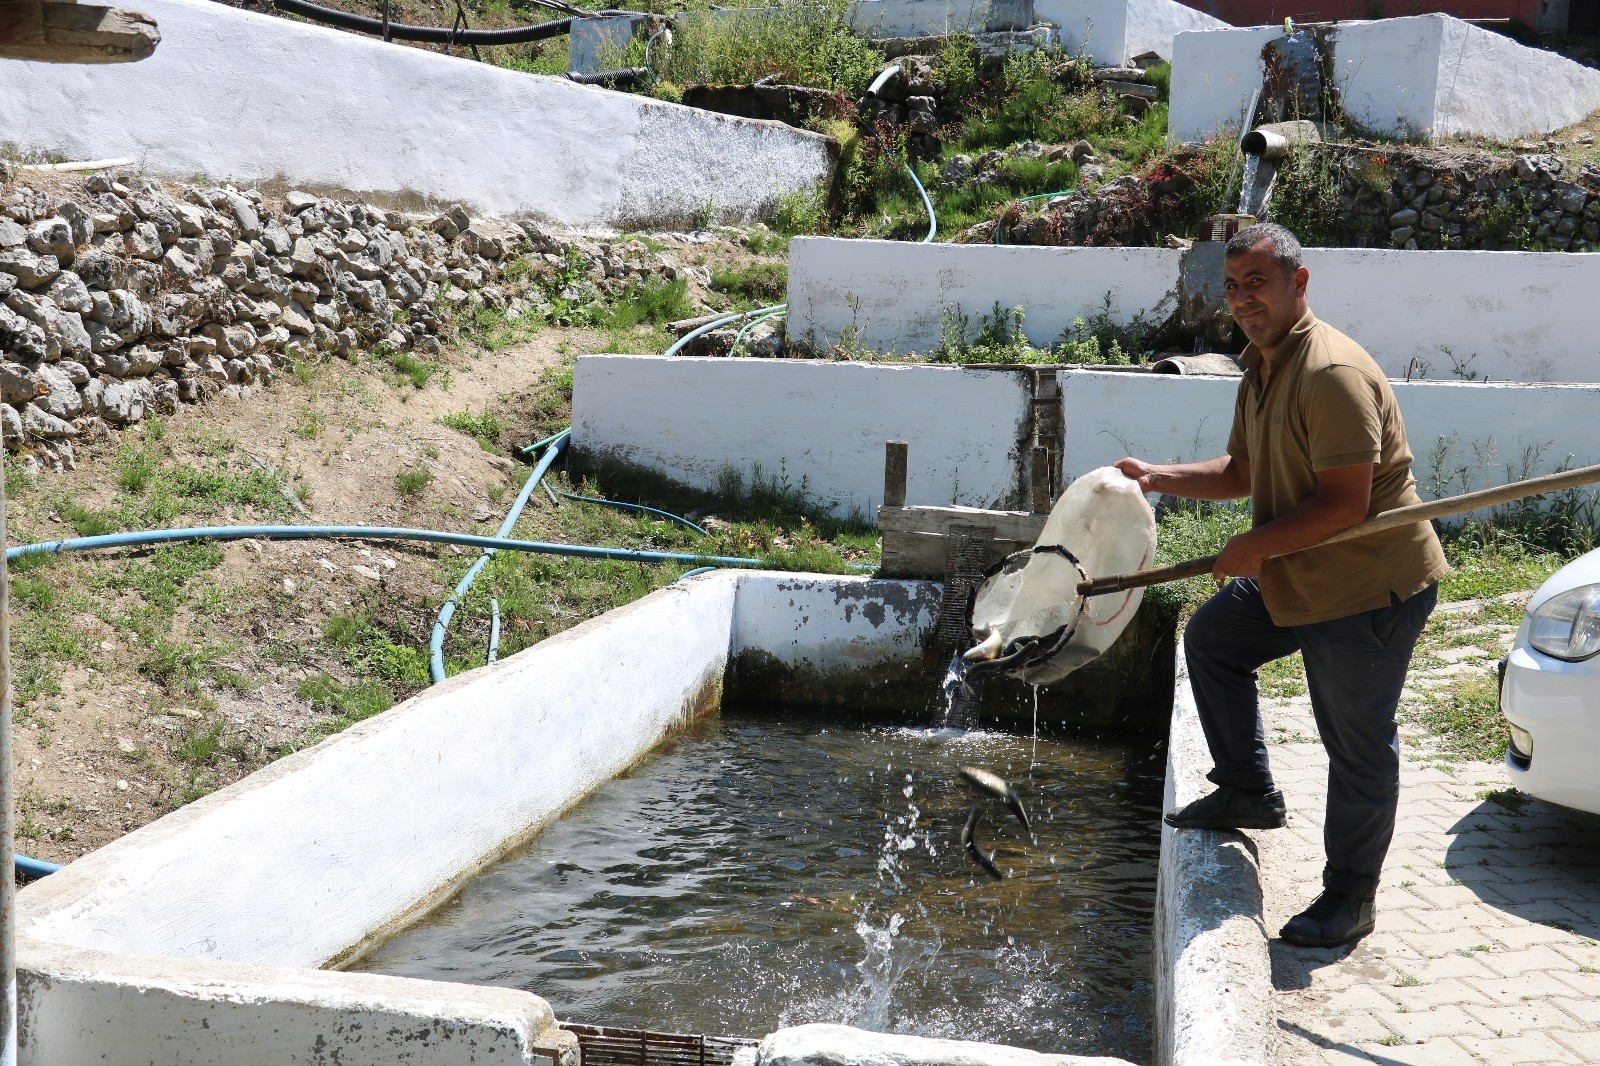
[1224,240,1309,354]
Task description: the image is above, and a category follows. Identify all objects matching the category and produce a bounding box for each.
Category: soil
[6,227,770,867]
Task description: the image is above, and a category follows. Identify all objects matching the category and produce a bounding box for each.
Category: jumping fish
[958,765,1031,832]
[962,629,1006,663]
[960,805,1004,880]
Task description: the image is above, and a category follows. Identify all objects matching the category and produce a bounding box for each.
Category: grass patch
[395,465,433,497]
[710,262,788,307]
[439,407,505,449]
[298,671,395,736]
[1407,674,1505,763]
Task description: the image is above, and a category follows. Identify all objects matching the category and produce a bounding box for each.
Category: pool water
[352,708,1164,1062]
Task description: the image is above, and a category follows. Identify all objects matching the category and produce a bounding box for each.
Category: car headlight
[1527,583,1600,661]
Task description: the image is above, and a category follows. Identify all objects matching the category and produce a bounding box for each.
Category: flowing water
[353,708,1163,1062]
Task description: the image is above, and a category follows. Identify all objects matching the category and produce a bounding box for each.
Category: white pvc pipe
[17,158,136,172]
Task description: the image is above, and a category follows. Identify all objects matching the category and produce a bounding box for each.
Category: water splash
[1237,153,1261,214]
[936,652,982,730]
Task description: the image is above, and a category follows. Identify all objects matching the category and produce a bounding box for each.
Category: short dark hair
[1225,223,1303,276]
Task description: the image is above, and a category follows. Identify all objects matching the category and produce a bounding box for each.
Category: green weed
[395,466,433,497]
[439,408,505,448]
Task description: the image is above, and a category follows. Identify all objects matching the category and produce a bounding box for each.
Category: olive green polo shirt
[1226,310,1448,626]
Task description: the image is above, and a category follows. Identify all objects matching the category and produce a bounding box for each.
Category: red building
[1180,0,1597,34]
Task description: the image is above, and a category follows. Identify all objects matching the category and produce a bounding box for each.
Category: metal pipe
[1239,128,1289,160]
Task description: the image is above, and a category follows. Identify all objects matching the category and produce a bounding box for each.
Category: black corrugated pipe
[564,66,649,86]
[268,0,651,44]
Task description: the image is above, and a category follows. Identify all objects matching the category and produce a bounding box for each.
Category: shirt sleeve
[1303,364,1382,470]
[1226,382,1250,462]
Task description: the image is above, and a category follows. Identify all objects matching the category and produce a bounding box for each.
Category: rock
[1552,182,1589,214]
[0,404,20,444]
[98,345,162,377]
[202,322,256,359]
[1070,139,1095,163]
[123,220,163,261]
[0,249,59,288]
[460,220,521,260]
[55,311,92,357]
[432,205,471,241]
[0,304,48,361]
[1390,225,1415,243]
[84,379,144,424]
[0,362,45,405]
[284,190,317,213]
[44,270,93,314]
[56,359,90,385]
[1389,208,1419,226]
[1079,163,1106,184]
[0,219,24,248]
[26,217,74,261]
[154,292,203,337]
[19,402,76,438]
[34,363,82,418]
[71,248,131,291]
[219,189,262,239]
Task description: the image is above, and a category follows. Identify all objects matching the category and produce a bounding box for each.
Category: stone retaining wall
[0,165,685,473]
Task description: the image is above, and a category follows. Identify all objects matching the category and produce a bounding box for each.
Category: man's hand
[1114,457,1158,493]
[1214,532,1268,581]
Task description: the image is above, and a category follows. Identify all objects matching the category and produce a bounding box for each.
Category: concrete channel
[16,569,1260,1065]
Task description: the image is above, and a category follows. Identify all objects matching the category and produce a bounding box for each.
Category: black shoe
[1163,785,1286,830]
[1280,891,1376,947]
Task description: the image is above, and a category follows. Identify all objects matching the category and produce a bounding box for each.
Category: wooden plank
[0,1,159,63]
[877,504,1046,544]
[879,530,1032,580]
[883,440,907,509]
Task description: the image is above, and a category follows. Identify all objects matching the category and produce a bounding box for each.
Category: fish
[958,765,1031,833]
[962,629,1006,662]
[960,805,1004,880]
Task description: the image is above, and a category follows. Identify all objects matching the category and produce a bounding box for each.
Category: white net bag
[966,466,1156,686]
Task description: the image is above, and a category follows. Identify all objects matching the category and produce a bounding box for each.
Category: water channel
[353,707,1164,1062]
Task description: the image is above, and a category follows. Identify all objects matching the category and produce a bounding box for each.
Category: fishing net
[966,466,1156,686]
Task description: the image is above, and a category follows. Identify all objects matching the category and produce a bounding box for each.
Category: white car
[1500,547,1600,816]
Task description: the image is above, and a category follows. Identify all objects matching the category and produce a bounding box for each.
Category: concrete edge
[1154,641,1276,1066]
[17,937,578,1066]
[757,1022,1137,1066]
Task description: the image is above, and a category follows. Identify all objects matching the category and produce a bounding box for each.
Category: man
[1115,223,1447,948]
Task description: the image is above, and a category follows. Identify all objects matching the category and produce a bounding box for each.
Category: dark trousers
[1183,577,1437,899]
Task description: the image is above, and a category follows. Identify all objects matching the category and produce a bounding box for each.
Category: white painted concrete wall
[1299,248,1600,382]
[848,0,1033,36]
[1431,15,1600,142]
[1037,0,1225,65]
[20,575,741,968]
[1168,24,1272,143]
[733,574,940,666]
[0,0,832,228]
[1122,0,1228,64]
[19,941,576,1066]
[786,238,1179,356]
[788,240,1600,383]
[571,355,1035,516]
[1169,15,1600,144]
[1059,370,1600,505]
[1330,18,1442,141]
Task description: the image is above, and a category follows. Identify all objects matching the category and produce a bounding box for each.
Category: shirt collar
[1239,308,1318,381]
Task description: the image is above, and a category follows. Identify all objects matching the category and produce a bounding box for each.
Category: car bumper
[1501,645,1600,816]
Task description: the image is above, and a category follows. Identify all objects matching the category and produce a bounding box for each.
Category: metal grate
[559,1023,758,1066]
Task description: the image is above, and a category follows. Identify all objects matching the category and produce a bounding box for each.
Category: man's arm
[1114,455,1251,501]
[1213,462,1373,580]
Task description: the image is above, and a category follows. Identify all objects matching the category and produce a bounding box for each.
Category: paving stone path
[1260,656,1600,1064]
